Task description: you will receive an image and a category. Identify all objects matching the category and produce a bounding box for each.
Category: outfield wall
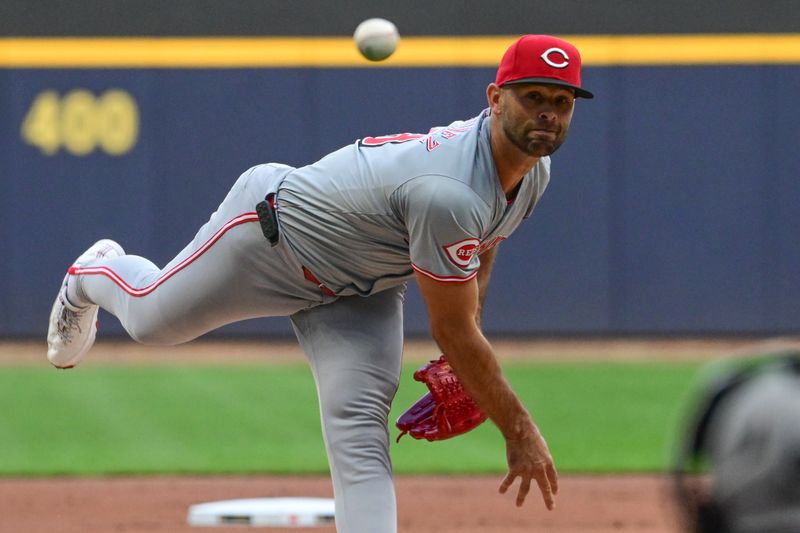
[2,55,798,337]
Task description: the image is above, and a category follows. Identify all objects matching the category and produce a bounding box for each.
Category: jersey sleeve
[393,175,489,282]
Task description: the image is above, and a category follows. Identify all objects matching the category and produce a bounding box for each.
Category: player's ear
[486,83,503,113]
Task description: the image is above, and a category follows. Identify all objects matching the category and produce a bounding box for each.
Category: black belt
[255,193,279,246]
[256,193,336,298]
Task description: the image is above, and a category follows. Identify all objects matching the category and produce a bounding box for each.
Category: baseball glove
[395,355,488,442]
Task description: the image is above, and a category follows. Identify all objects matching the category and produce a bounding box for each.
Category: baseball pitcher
[47,35,593,533]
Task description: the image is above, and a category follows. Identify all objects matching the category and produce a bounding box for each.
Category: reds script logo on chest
[443,238,480,268]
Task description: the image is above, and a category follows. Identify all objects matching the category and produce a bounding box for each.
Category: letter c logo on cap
[540,47,569,69]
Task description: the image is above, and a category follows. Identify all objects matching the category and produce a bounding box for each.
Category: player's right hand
[499,426,559,509]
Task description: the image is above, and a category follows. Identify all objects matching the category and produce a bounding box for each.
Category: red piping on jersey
[411,263,478,283]
[68,212,260,297]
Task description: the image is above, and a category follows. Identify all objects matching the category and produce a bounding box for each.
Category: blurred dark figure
[673,351,800,533]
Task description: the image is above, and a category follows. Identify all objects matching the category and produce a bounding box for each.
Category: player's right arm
[398,175,557,508]
[415,272,559,510]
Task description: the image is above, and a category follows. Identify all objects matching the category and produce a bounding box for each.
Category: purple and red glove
[396,355,488,442]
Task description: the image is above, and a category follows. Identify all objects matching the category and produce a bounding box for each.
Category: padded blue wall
[1,66,798,337]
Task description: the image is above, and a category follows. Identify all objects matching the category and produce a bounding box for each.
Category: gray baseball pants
[70,164,404,533]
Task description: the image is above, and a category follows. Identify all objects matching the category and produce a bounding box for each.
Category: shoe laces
[56,297,86,343]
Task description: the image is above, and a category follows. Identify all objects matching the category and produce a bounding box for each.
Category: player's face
[495,84,575,157]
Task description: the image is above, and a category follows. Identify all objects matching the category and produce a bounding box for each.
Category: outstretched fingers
[547,460,560,495]
[499,472,516,495]
[516,476,532,507]
[499,464,557,509]
[533,467,555,510]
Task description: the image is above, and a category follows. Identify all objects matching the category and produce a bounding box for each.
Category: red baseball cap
[495,35,593,99]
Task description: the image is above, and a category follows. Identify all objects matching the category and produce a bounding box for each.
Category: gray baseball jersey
[276,109,551,296]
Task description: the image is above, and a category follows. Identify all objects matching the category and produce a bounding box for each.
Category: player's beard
[503,120,568,157]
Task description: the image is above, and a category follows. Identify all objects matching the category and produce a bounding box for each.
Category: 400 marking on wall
[21,89,139,156]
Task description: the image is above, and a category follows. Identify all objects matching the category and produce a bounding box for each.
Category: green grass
[0,361,702,476]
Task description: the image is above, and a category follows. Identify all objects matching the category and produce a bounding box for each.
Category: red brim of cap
[502,77,594,99]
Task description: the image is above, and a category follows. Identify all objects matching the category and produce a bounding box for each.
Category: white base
[187,497,335,528]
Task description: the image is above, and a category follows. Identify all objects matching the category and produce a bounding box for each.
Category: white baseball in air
[354,18,399,61]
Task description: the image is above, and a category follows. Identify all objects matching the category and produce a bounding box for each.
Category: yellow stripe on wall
[1,34,800,68]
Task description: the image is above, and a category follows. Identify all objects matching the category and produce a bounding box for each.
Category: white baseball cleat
[47,239,125,369]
